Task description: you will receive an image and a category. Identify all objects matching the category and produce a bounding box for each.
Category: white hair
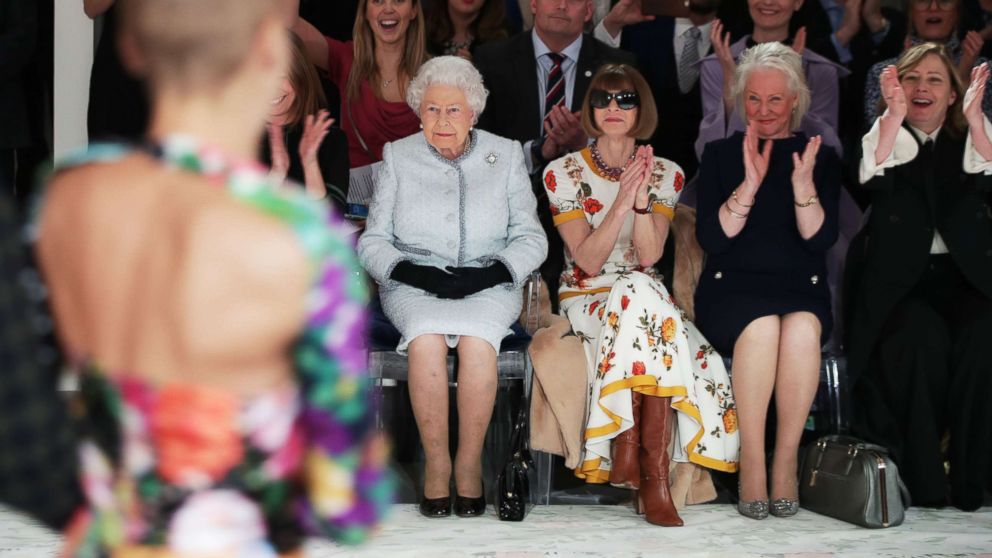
[406,56,488,124]
[732,42,811,130]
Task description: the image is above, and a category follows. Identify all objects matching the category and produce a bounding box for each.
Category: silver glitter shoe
[769,498,799,517]
[737,484,769,520]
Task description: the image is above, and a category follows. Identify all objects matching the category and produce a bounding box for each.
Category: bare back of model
[36,154,309,396]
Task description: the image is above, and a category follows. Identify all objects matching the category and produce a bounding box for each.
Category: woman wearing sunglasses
[541,64,740,528]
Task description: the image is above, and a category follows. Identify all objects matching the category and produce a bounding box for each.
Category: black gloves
[390,260,513,299]
[443,263,512,298]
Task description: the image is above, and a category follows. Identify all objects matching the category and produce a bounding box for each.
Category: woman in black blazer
[847,42,992,511]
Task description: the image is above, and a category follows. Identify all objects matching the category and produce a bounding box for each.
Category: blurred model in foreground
[34,0,391,555]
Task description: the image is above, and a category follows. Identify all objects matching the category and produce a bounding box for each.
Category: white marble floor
[3,504,991,557]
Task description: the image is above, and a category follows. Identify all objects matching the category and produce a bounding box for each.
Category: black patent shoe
[419,495,452,518]
[455,493,486,517]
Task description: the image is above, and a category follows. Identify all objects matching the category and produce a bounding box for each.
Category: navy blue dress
[693,131,840,354]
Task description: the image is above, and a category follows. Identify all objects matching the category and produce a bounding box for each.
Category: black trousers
[853,255,992,510]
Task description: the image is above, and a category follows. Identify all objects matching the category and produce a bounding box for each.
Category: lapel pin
[486,152,498,166]
[585,70,592,77]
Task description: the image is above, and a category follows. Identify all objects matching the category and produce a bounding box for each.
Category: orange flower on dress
[661,317,677,343]
[152,383,243,487]
[588,301,600,316]
[621,295,630,310]
[597,306,606,319]
[544,170,557,192]
[583,198,604,214]
[631,361,646,375]
[722,408,738,434]
[598,351,617,376]
[673,172,684,193]
[607,311,619,329]
[663,353,673,369]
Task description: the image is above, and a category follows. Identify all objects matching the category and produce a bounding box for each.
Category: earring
[419,123,424,129]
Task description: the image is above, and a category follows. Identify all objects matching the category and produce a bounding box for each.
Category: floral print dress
[543,148,740,482]
[39,137,392,558]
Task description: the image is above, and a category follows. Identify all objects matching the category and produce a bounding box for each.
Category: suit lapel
[572,35,596,113]
[516,32,542,137]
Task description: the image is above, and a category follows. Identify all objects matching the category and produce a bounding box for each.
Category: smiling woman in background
[291,0,427,169]
[261,34,350,205]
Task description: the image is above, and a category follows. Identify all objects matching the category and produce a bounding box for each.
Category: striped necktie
[544,53,566,134]
[678,27,702,94]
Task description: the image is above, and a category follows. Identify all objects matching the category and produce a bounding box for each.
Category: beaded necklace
[589,142,636,182]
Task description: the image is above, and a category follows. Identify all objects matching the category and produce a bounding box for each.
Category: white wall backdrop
[53,3,92,159]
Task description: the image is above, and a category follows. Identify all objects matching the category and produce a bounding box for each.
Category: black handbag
[495,406,534,521]
[799,435,911,528]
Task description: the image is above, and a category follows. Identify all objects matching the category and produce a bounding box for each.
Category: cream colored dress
[543,148,740,482]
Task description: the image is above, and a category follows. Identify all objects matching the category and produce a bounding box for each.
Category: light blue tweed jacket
[358,129,547,352]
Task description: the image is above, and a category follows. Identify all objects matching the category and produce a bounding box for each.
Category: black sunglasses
[589,89,640,110]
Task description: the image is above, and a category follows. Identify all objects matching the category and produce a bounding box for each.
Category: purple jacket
[695,36,850,160]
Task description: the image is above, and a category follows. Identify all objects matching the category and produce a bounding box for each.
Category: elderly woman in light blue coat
[358,56,547,519]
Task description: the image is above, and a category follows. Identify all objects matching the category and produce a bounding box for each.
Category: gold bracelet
[724,201,749,219]
[795,195,819,208]
[731,188,754,207]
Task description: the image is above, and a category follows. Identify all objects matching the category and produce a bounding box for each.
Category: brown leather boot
[610,391,642,489]
[636,395,683,526]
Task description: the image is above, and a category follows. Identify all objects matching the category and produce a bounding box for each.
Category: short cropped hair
[406,56,489,124]
[119,0,282,90]
[580,64,657,140]
[732,42,811,131]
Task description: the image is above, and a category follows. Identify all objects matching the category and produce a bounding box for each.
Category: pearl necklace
[589,143,636,182]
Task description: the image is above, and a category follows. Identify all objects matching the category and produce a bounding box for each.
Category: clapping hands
[879,65,906,123]
[791,134,821,197]
[299,110,334,166]
[616,145,654,214]
[742,124,772,193]
[963,62,989,128]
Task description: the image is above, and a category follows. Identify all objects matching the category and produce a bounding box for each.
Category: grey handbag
[799,435,911,528]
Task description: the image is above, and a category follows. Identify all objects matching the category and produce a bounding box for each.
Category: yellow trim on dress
[579,147,617,182]
[652,204,675,220]
[552,208,586,226]
[573,374,739,481]
[558,287,613,303]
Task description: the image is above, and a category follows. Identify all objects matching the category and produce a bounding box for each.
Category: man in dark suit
[474,0,636,292]
[595,0,719,180]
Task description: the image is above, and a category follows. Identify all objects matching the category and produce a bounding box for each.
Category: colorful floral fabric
[44,136,392,557]
[542,150,739,482]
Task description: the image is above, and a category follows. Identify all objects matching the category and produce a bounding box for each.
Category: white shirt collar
[532,30,583,63]
[908,125,941,144]
[674,17,712,38]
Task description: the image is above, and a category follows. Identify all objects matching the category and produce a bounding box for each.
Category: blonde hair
[346,0,429,102]
[733,42,811,131]
[580,64,657,140]
[119,0,283,90]
[880,42,966,136]
[283,34,328,128]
